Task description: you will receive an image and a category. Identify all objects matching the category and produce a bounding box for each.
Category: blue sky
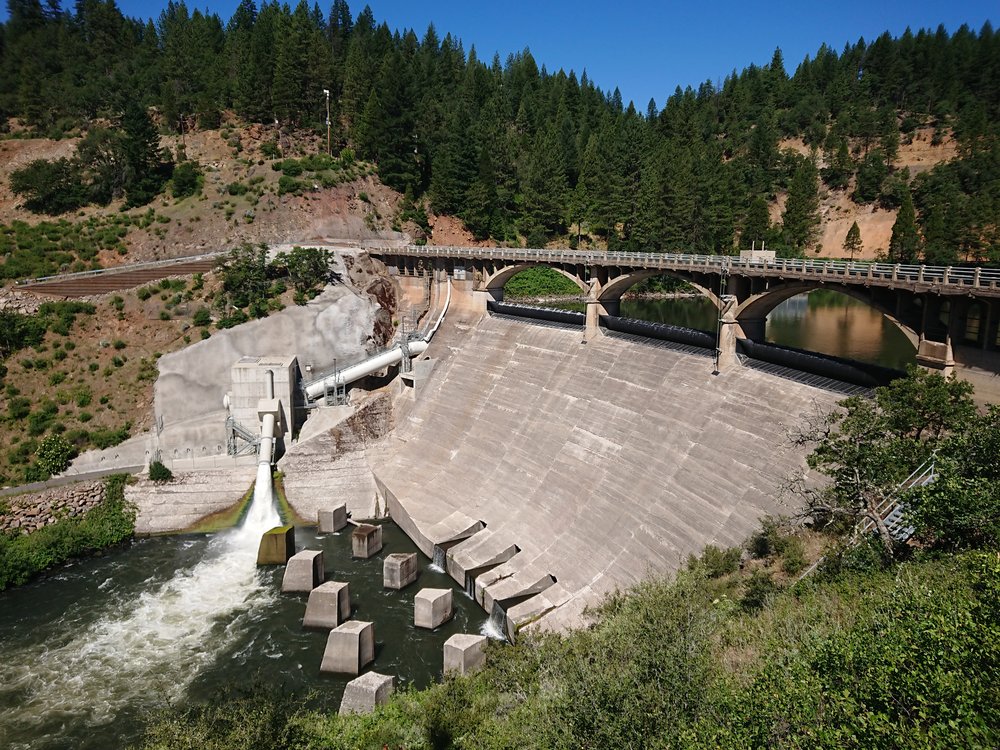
[2,1,996,107]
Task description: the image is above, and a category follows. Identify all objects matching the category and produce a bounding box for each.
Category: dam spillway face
[374,315,842,630]
[257,525,296,565]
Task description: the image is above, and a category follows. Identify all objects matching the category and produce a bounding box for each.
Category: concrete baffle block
[257,525,295,565]
[321,620,375,675]
[443,633,488,676]
[318,504,348,533]
[281,549,325,593]
[414,588,454,629]
[352,523,383,558]
[303,581,351,629]
[339,672,395,716]
[383,552,419,590]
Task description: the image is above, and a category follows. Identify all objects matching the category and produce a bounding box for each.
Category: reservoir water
[560,290,917,370]
[0,507,485,750]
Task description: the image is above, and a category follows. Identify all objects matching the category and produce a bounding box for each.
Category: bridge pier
[585,299,618,340]
[715,295,740,372]
[916,337,955,376]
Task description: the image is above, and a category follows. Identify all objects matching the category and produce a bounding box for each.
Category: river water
[567,290,916,370]
[0,491,486,750]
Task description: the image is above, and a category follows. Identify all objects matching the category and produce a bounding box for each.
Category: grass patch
[273,471,311,526]
[178,484,254,535]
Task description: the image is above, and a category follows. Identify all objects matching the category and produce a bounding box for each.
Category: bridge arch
[481,263,589,297]
[735,281,920,348]
[597,269,721,308]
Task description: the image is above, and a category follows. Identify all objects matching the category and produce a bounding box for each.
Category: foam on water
[0,473,280,744]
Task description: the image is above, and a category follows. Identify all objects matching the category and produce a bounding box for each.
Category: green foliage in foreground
[133,548,1000,750]
[0,474,136,591]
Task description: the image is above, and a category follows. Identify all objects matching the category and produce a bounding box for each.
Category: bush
[740,569,780,611]
[171,161,202,199]
[692,544,741,578]
[90,423,131,449]
[192,307,211,327]
[35,433,76,476]
[148,460,173,482]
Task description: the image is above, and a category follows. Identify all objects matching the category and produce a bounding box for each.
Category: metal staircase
[797,455,937,581]
[226,416,261,456]
[854,456,937,543]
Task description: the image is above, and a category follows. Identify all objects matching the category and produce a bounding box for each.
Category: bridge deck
[374,244,1000,297]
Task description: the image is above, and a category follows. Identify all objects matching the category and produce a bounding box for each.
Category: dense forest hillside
[0,1,998,261]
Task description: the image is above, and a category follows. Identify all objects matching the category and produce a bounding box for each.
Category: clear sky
[2,0,996,108]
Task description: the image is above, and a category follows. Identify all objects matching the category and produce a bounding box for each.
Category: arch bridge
[369,244,1000,377]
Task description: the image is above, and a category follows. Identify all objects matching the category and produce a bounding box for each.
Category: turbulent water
[0,476,280,750]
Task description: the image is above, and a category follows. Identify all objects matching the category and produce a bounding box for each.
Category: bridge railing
[382,245,1000,292]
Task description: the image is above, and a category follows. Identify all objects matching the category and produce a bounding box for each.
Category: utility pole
[323,88,331,156]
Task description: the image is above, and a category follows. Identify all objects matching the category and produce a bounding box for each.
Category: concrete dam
[364,307,839,633]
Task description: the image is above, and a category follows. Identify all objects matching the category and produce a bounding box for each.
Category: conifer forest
[1,2,999,260]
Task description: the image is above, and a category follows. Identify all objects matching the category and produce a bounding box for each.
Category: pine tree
[889,188,920,263]
[743,195,771,249]
[843,221,862,260]
[780,157,820,254]
[121,101,167,206]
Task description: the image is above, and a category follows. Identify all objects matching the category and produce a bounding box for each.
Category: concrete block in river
[257,525,295,565]
[339,672,395,715]
[414,588,453,629]
[318,503,348,533]
[443,633,488,675]
[352,523,383,558]
[281,549,325,593]
[303,581,351,629]
[321,620,375,675]
[383,552,418,590]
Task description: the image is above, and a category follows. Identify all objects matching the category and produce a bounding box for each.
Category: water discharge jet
[0,468,281,747]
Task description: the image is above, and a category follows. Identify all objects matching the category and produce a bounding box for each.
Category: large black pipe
[488,301,904,388]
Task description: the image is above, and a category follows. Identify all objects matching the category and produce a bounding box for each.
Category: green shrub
[781,537,807,575]
[35,433,75,476]
[148,460,173,482]
[192,307,211,327]
[90,423,131,449]
[171,161,202,199]
[112,339,126,350]
[137,287,152,301]
[740,569,780,612]
[226,181,248,196]
[695,544,741,578]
